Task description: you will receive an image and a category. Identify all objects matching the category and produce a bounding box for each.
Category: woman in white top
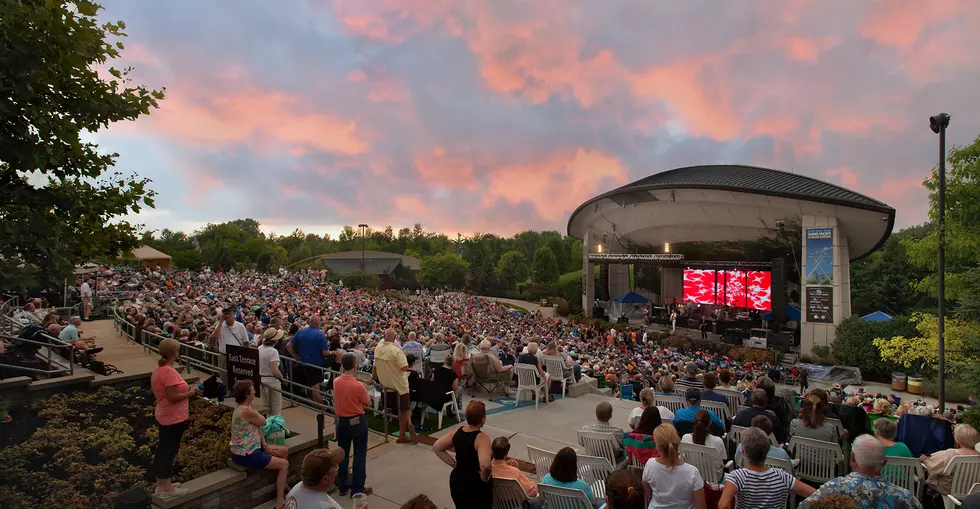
[643,424,706,509]
[630,388,674,429]
[258,328,285,416]
[680,410,727,483]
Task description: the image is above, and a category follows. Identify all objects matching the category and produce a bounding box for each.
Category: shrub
[921,377,975,404]
[832,315,914,381]
[663,336,692,350]
[728,348,774,364]
[962,406,980,432]
[343,271,381,290]
[524,283,560,301]
[810,345,835,365]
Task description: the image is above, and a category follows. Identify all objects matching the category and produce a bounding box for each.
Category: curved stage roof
[567,165,896,261]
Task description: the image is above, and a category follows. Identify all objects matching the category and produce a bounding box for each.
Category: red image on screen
[723,270,747,308]
[682,269,717,304]
[746,271,772,311]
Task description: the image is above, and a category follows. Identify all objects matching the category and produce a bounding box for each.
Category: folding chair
[788,436,845,485]
[514,364,547,408]
[578,430,628,469]
[491,477,529,509]
[471,354,510,398]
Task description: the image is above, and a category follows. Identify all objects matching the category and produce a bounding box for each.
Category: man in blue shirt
[699,372,729,405]
[674,388,725,436]
[286,315,330,388]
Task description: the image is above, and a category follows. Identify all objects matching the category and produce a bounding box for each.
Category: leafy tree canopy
[531,246,560,284]
[1,0,163,293]
[495,250,530,286]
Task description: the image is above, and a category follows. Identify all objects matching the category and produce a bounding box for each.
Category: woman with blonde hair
[642,424,707,509]
[151,339,197,498]
[657,375,677,395]
[922,423,980,496]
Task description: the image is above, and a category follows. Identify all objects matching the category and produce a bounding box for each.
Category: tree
[287,243,312,265]
[171,250,202,270]
[1,0,163,293]
[849,225,932,316]
[903,134,980,302]
[496,251,530,287]
[417,252,469,289]
[873,313,980,376]
[531,247,560,284]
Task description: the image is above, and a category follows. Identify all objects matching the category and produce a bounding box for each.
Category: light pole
[930,112,950,413]
[358,224,368,271]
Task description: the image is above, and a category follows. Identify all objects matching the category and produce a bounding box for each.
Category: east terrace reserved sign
[226,344,261,397]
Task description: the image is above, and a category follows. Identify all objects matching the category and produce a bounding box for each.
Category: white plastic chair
[944,458,980,509]
[717,388,744,417]
[701,400,731,422]
[578,430,628,469]
[514,364,547,408]
[654,394,687,414]
[882,456,925,501]
[538,484,594,509]
[788,436,844,485]
[577,454,615,500]
[419,386,462,429]
[679,442,729,484]
[825,417,845,442]
[728,425,747,453]
[527,446,557,481]
[542,355,574,395]
[491,477,528,509]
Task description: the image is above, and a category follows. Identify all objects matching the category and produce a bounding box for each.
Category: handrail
[0,309,75,377]
[111,304,397,440]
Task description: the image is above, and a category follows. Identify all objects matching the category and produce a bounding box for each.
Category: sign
[806,286,833,324]
[226,344,261,397]
[588,253,684,262]
[804,229,834,286]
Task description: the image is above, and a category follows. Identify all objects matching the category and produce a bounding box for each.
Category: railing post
[317,412,325,449]
[382,389,389,442]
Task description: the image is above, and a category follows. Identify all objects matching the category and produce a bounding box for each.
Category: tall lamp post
[358,224,368,271]
[930,112,950,413]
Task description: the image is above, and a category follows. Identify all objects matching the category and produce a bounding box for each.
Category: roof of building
[131,245,172,260]
[567,165,896,261]
[314,251,420,272]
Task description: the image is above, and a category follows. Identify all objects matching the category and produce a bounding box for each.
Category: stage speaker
[771,257,787,323]
[598,266,610,301]
[592,306,605,319]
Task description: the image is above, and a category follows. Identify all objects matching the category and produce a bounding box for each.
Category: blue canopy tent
[763,304,801,322]
[861,311,893,322]
[609,291,650,321]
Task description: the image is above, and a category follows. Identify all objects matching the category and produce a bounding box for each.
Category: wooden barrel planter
[891,373,907,392]
[907,376,923,395]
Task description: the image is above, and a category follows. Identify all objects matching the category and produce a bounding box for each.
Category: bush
[525,283,560,301]
[832,315,913,381]
[343,271,381,290]
[962,406,980,432]
[728,347,775,363]
[810,345,835,365]
[921,377,975,404]
[663,336,692,350]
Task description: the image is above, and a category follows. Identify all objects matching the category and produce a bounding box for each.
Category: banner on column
[227,345,261,397]
[805,228,834,324]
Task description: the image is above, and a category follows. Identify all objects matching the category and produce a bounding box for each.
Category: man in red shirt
[333,352,372,497]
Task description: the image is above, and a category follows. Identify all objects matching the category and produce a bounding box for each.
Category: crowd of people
[14,265,976,509]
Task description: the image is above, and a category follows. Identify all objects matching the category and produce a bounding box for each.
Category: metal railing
[1,309,75,377]
[111,306,396,441]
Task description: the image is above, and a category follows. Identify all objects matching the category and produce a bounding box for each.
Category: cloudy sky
[96,0,980,239]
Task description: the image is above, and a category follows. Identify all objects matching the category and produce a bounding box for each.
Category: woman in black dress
[432,400,492,509]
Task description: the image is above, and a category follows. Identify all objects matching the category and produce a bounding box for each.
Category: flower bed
[0,384,232,509]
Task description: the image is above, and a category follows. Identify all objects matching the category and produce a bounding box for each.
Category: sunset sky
[95,0,980,239]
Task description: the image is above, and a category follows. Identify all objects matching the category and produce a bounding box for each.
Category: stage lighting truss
[587,253,685,263]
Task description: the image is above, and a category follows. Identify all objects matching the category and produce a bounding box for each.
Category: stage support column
[582,232,595,313]
[800,215,852,356]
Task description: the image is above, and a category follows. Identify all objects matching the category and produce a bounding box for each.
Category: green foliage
[559,270,583,285]
[496,250,530,286]
[873,313,980,375]
[832,315,913,380]
[849,226,933,317]
[904,135,980,302]
[810,345,835,365]
[525,283,560,301]
[343,271,381,290]
[531,246,560,284]
[921,377,975,404]
[170,249,202,270]
[961,406,980,432]
[0,385,230,509]
[418,252,469,288]
[0,0,163,294]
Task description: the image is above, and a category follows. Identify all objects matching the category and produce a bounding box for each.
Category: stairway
[780,352,798,369]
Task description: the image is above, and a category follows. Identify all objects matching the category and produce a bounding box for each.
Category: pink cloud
[413,147,476,188]
[860,0,963,49]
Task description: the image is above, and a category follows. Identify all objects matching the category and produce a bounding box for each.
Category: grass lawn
[558,269,583,285]
[501,302,529,313]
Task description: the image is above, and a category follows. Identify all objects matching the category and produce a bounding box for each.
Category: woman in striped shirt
[719,428,814,509]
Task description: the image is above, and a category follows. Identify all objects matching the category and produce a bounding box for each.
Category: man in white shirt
[209,307,250,386]
[285,448,346,508]
[80,279,93,321]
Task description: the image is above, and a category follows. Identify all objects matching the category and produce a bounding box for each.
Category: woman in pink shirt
[151,339,197,498]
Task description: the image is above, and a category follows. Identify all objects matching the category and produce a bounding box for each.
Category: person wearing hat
[284,448,347,507]
[674,362,702,393]
[673,388,725,437]
[259,328,286,416]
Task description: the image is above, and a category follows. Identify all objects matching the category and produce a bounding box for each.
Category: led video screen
[682,269,717,305]
[723,270,747,308]
[746,270,772,311]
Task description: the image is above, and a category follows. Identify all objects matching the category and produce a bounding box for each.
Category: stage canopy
[861,311,893,322]
[567,165,895,261]
[608,291,650,320]
[612,291,650,303]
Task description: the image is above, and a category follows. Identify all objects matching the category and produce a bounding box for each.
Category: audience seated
[674,389,725,437]
[625,406,662,465]
[720,427,814,509]
[735,389,788,443]
[921,423,980,499]
[629,388,674,428]
[542,447,599,508]
[799,435,922,509]
[681,409,727,482]
[604,469,645,509]
[699,372,728,405]
[490,437,540,506]
[642,424,706,509]
[580,401,626,463]
[790,395,840,443]
[735,415,792,463]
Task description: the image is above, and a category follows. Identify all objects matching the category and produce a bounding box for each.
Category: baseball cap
[301,448,345,486]
[685,388,702,403]
[685,362,698,374]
